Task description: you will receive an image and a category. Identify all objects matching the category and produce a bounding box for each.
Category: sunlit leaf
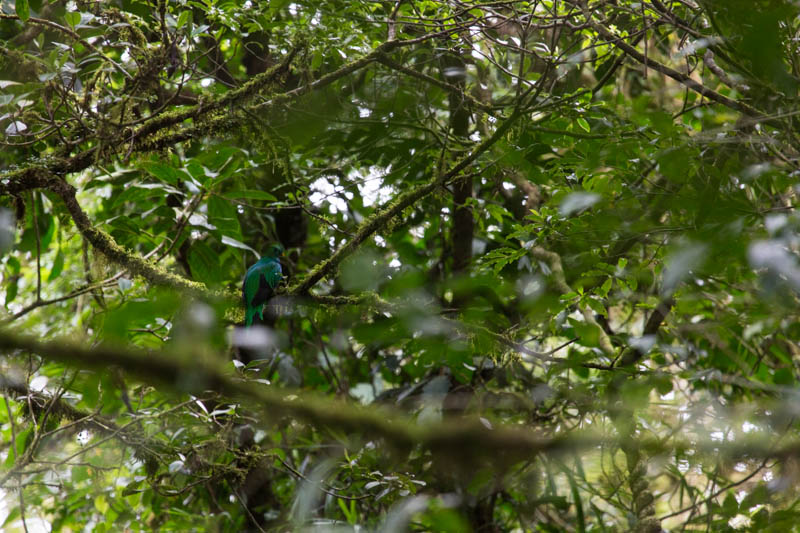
[559,192,600,216]
[15,0,29,22]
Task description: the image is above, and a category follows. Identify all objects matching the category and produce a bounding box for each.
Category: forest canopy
[1,0,800,531]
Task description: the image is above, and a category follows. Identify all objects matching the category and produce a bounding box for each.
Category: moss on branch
[289,107,523,295]
[530,246,616,357]
[0,329,596,465]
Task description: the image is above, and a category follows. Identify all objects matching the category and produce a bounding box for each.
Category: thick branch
[0,329,596,464]
[131,37,452,156]
[131,44,302,142]
[0,35,448,196]
[51,178,211,295]
[0,170,220,299]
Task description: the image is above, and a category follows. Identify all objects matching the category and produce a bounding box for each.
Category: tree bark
[443,53,473,274]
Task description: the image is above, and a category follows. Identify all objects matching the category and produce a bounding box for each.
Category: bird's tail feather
[245,306,259,327]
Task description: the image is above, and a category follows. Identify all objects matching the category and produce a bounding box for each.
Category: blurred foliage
[1,0,800,531]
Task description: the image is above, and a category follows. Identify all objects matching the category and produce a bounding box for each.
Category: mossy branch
[133,38,416,155]
[0,32,512,310]
[530,246,616,357]
[583,9,763,119]
[50,177,212,295]
[1,33,528,317]
[0,170,227,301]
[0,328,597,465]
[0,375,170,476]
[289,108,523,295]
[0,36,435,193]
[131,43,302,143]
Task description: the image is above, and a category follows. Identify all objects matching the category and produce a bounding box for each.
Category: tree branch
[618,298,674,366]
[0,328,597,464]
[0,170,222,300]
[530,246,616,357]
[583,10,762,118]
[0,374,169,467]
[289,107,523,296]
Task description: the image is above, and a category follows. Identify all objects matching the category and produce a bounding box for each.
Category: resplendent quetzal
[242,243,284,326]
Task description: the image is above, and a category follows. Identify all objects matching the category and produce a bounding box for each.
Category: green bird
[242,243,284,327]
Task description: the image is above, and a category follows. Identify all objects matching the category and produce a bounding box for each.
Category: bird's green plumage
[242,244,284,326]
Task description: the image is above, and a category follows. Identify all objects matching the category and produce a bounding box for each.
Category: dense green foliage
[2,1,800,531]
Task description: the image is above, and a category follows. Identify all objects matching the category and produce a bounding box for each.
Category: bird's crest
[266,243,285,258]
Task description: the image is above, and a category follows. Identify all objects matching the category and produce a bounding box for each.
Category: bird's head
[265,243,285,259]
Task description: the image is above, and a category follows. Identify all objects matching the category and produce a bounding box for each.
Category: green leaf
[722,492,739,516]
[64,11,81,28]
[140,161,187,186]
[17,211,54,254]
[16,0,30,22]
[5,278,18,305]
[94,495,109,515]
[48,248,65,281]
[486,203,510,223]
[5,258,20,305]
[220,235,258,256]
[311,51,323,70]
[585,297,607,318]
[773,367,794,386]
[576,117,590,132]
[657,147,694,183]
[568,318,601,348]
[188,241,221,283]
[653,373,672,395]
[562,467,586,533]
[6,256,20,273]
[480,247,523,275]
[740,484,769,509]
[40,213,55,250]
[565,349,591,379]
[560,192,600,216]
[197,146,242,180]
[5,428,31,467]
[207,195,241,237]
[177,10,192,28]
[337,498,358,524]
[121,480,144,497]
[598,278,612,298]
[1,505,20,528]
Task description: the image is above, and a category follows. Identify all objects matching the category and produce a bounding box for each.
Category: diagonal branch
[618,298,674,366]
[289,107,524,295]
[582,10,763,118]
[0,32,459,195]
[0,170,222,300]
[130,43,302,142]
[530,246,616,357]
[49,177,213,296]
